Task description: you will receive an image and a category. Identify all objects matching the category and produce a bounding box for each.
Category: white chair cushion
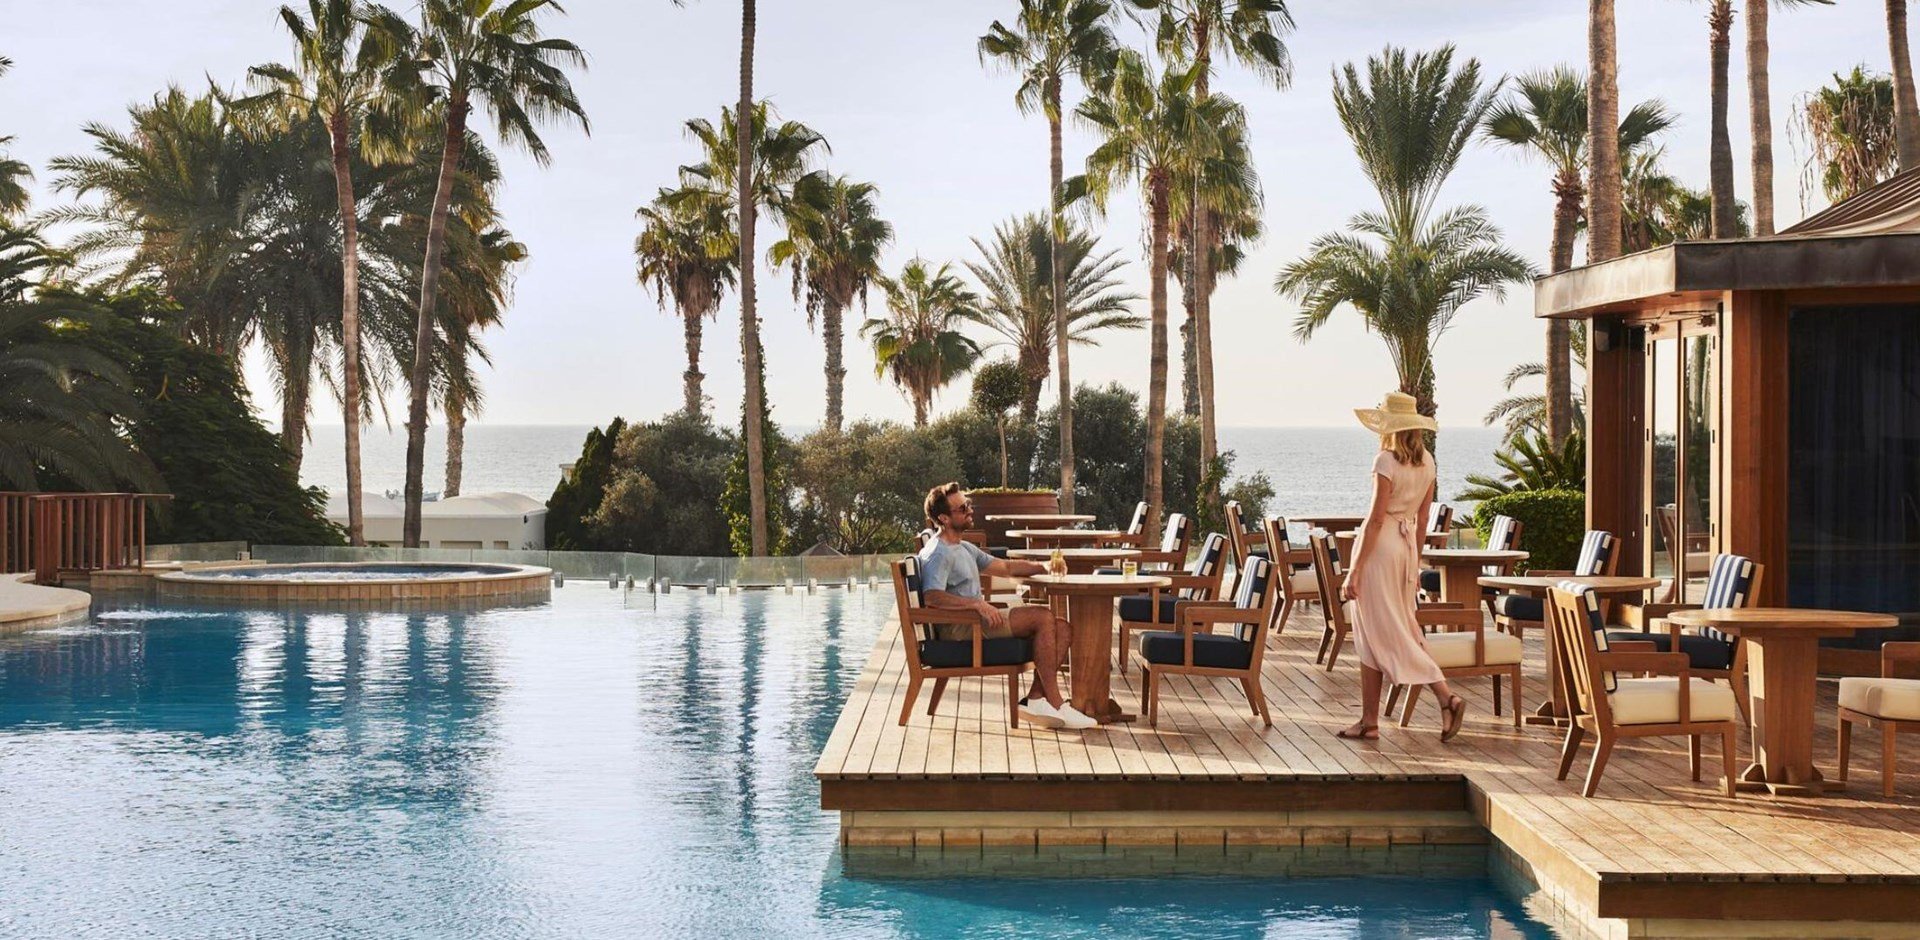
[1839,677,1920,721]
[1425,630,1523,668]
[1606,677,1737,725]
[1288,571,1318,595]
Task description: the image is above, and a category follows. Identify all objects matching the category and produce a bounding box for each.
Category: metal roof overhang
[1533,232,1920,319]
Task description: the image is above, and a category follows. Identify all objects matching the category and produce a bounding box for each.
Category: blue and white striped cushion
[1559,579,1616,693]
[1698,554,1757,642]
[1233,556,1272,642]
[1182,533,1228,600]
[1488,515,1518,551]
[900,556,924,608]
[1575,530,1616,577]
[1127,501,1147,536]
[1428,503,1452,536]
[1161,513,1189,553]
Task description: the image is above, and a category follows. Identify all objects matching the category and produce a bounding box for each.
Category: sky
[0,0,1891,430]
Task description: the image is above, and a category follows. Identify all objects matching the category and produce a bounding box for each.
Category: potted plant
[966,487,1060,548]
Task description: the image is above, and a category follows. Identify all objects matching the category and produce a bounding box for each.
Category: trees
[1745,2,1834,237]
[863,258,983,427]
[1890,0,1920,170]
[1482,67,1671,442]
[1276,46,1532,436]
[636,194,735,417]
[0,57,29,222]
[1169,112,1259,418]
[1701,0,1739,239]
[769,171,891,433]
[392,0,586,547]
[1071,50,1236,542]
[978,0,1120,515]
[969,360,1027,486]
[1797,67,1900,202]
[244,0,409,545]
[1588,0,1623,264]
[962,213,1140,441]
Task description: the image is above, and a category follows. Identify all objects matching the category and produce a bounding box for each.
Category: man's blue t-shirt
[916,537,997,601]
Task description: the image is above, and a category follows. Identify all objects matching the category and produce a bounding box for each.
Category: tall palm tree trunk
[1891,0,1920,170]
[682,307,704,416]
[1048,92,1076,513]
[1144,173,1170,544]
[1707,1,1738,239]
[913,387,929,428]
[738,0,769,555]
[1192,30,1220,518]
[328,111,365,546]
[1589,0,1623,263]
[281,344,311,470]
[1546,170,1581,441]
[1179,285,1198,416]
[822,299,845,432]
[1746,0,1776,236]
[404,91,470,547]
[445,382,465,498]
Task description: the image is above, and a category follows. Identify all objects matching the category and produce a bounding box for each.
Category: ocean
[297,424,1509,521]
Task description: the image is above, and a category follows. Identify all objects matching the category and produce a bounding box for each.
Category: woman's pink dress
[1349,450,1443,685]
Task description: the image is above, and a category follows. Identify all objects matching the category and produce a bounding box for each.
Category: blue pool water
[0,588,1561,938]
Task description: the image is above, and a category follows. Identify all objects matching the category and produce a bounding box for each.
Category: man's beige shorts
[933,618,1015,642]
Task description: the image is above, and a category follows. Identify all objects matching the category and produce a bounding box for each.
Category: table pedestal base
[1743,635,1835,797]
[1060,595,1134,725]
[1736,761,1843,796]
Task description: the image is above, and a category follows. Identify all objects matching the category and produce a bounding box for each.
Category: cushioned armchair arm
[1528,569,1574,578]
[1594,650,1689,676]
[1157,573,1218,593]
[1883,642,1920,676]
[1614,601,1696,630]
[1130,549,1186,567]
[1177,603,1260,630]
[906,608,993,666]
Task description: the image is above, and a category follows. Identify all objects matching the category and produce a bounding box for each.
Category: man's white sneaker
[1055,703,1099,730]
[1019,698,1065,728]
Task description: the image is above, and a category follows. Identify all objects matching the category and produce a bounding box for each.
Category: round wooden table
[985,513,1097,527]
[1008,547,1140,575]
[1027,573,1169,724]
[1666,607,1898,796]
[1294,513,1366,533]
[1479,574,1662,727]
[1422,548,1529,605]
[1008,528,1125,549]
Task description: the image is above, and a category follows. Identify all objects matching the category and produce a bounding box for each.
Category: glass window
[1649,338,1678,586]
[1680,333,1716,601]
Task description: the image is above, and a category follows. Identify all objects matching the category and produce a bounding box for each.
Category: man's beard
[947,517,970,533]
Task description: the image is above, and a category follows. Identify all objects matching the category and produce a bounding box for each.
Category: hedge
[1473,489,1585,573]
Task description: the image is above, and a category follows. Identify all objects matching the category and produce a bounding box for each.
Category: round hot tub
[155,562,552,604]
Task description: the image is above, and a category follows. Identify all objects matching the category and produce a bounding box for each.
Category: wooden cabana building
[1536,170,1920,673]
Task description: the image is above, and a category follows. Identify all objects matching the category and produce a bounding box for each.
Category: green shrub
[1473,489,1585,572]
[789,421,963,554]
[546,417,626,550]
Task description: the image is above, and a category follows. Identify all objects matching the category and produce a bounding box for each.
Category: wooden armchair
[1261,515,1319,634]
[1115,533,1228,674]
[1656,503,1715,602]
[889,556,1033,728]
[1128,511,1194,570]
[1838,642,1920,798]
[1421,514,1522,608]
[1306,530,1352,669]
[1105,501,1150,548]
[1131,554,1278,728]
[1547,583,1739,798]
[1491,529,1619,640]
[1609,554,1762,723]
[1426,503,1454,549]
[1384,603,1525,729]
[1224,500,1269,568]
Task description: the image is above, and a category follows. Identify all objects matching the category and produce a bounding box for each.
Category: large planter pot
[968,490,1060,549]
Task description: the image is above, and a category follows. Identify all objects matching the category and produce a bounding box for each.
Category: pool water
[0,588,1562,938]
[185,562,526,580]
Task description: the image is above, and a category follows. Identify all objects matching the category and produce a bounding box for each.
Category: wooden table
[1008,547,1140,575]
[985,513,1097,527]
[1480,574,1662,727]
[1667,607,1898,796]
[1294,513,1366,533]
[1028,573,1170,724]
[1422,548,1528,605]
[1008,528,1124,549]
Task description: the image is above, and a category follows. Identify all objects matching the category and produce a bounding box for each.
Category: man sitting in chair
[919,482,1094,730]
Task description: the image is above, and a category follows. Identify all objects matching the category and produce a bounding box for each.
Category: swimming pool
[0,588,1562,938]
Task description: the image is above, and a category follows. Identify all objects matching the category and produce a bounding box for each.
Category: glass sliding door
[1647,336,1678,587]
[1680,333,1717,600]
[1643,320,1718,600]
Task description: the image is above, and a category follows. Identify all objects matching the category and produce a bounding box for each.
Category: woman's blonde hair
[1382,429,1427,466]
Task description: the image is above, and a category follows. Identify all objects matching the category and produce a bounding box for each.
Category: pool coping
[152,561,553,604]
[0,573,91,633]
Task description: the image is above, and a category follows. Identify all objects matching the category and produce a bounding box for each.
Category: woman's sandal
[1335,724,1380,740]
[1440,695,1467,742]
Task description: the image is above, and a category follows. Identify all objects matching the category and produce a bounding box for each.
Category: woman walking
[1336,392,1468,742]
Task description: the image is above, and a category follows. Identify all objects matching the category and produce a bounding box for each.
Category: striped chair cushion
[1126,501,1148,536]
[1230,555,1273,643]
[1559,580,1616,693]
[900,556,924,607]
[1575,530,1615,577]
[1698,554,1757,642]
[1488,515,1518,551]
[1161,513,1190,553]
[1428,503,1452,537]
[1181,533,1228,600]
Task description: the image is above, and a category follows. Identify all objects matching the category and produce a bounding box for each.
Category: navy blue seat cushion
[917,636,1034,669]
[1118,594,1180,623]
[1604,630,1735,671]
[1138,631,1253,669]
[1419,569,1440,593]
[1247,546,1270,559]
[1093,566,1121,576]
[986,546,1009,559]
[1492,593,1545,622]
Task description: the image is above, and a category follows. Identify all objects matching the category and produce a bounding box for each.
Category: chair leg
[1315,625,1334,664]
[897,675,922,726]
[1838,717,1853,784]
[1721,729,1738,797]
[1689,734,1702,781]
[1274,598,1294,637]
[926,677,949,716]
[1556,724,1586,781]
[1884,727,1898,799]
[1247,675,1272,728]
[1384,684,1403,717]
[1509,665,1523,729]
[1117,624,1130,674]
[1143,666,1159,728]
[1007,672,1020,729]
[1398,684,1423,727]
[1238,676,1259,715]
[1324,628,1347,671]
[1582,734,1616,797]
[1491,675,1503,717]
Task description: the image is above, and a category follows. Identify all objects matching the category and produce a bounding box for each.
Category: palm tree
[636,192,736,417]
[979,0,1119,515]
[1796,67,1900,203]
[863,258,982,427]
[1070,50,1235,541]
[243,0,409,546]
[1129,0,1291,509]
[1746,2,1834,237]
[769,171,891,433]
[1168,106,1259,418]
[1275,46,1532,434]
[0,57,30,222]
[1693,0,1742,239]
[1588,0,1623,264]
[439,226,522,497]
[1891,0,1920,169]
[1486,323,1589,439]
[1482,67,1671,443]
[963,213,1141,432]
[392,0,587,547]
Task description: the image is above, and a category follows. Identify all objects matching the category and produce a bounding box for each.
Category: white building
[325,491,547,551]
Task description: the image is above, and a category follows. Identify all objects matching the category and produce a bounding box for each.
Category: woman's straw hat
[1355,391,1438,435]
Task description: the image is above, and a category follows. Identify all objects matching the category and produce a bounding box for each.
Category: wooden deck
[816,602,1920,938]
